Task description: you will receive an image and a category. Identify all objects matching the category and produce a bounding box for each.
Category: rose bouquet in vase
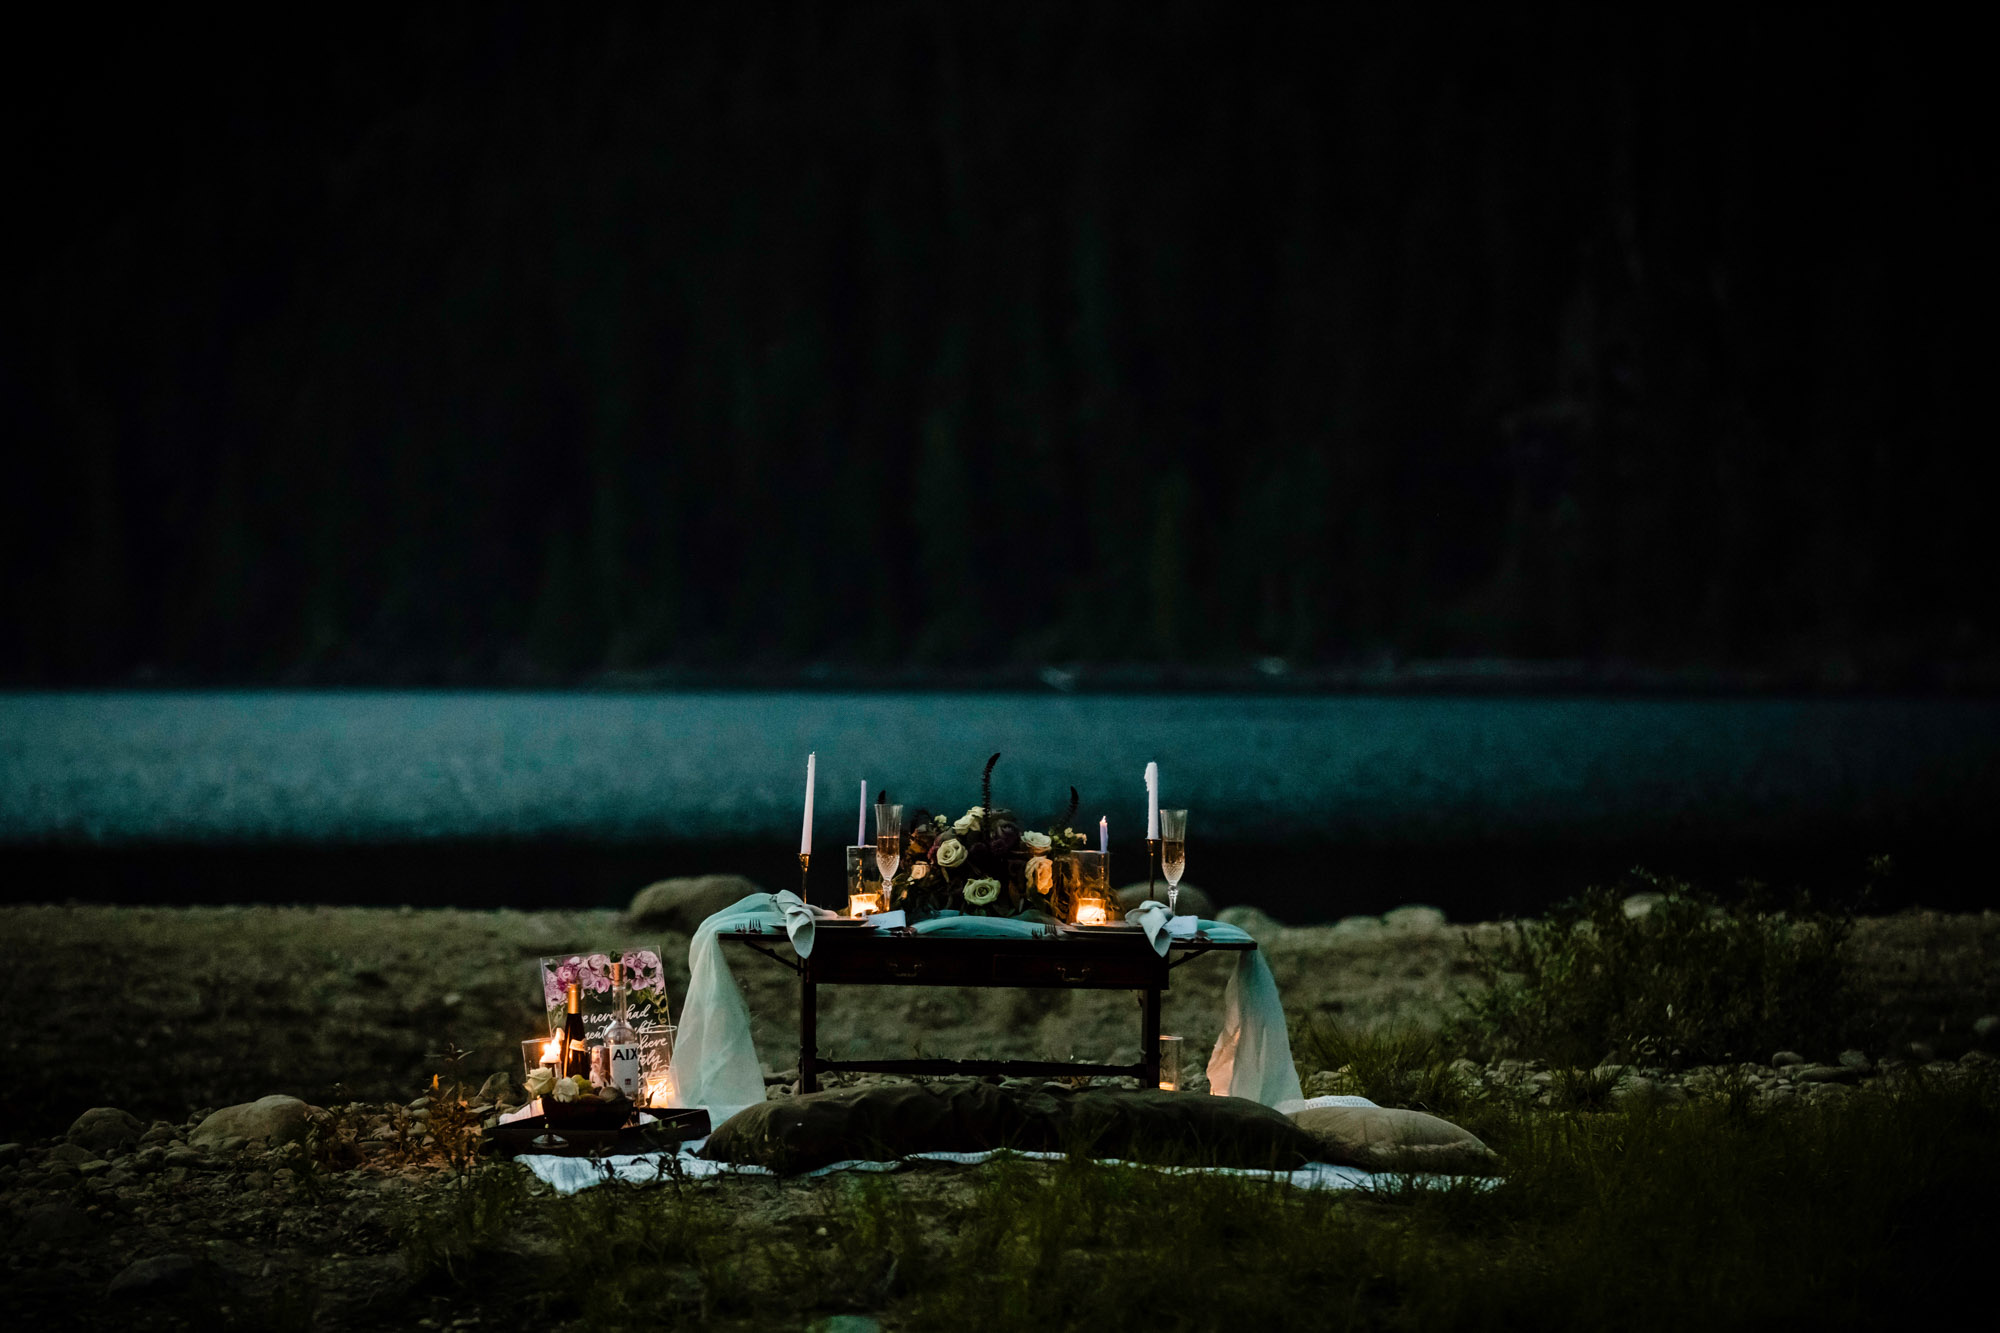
[891,754,1088,919]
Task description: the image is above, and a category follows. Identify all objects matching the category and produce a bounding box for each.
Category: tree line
[3,7,1981,684]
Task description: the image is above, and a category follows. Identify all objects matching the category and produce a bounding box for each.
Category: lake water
[4,691,1996,918]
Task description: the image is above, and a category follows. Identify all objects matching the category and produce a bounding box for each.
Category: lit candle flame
[847,892,882,917]
[1076,899,1107,926]
[540,1037,561,1065]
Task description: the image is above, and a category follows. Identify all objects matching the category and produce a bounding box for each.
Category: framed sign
[539,949,675,1095]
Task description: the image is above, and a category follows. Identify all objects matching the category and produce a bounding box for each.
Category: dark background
[2,6,1985,689]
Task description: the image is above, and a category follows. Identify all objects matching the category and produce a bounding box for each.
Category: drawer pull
[887,962,926,979]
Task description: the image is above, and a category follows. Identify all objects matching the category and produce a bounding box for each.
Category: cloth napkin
[669,891,835,1126]
[1123,899,1196,957]
[773,888,833,958]
[911,914,1052,940]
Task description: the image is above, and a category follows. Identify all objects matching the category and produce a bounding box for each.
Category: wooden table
[721,926,1255,1091]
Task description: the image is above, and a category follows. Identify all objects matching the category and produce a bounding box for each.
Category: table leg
[801,976,819,1094]
[1141,986,1162,1089]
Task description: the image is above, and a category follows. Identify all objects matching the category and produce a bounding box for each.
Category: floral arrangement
[541,949,669,1028]
[892,754,1088,918]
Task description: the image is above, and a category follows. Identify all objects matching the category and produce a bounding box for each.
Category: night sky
[3,8,1984,687]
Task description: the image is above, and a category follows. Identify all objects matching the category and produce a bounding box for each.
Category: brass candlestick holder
[799,852,811,904]
[1146,837,1159,900]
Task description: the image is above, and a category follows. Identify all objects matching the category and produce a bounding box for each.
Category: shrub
[1457,871,1857,1068]
[1293,1021,1475,1118]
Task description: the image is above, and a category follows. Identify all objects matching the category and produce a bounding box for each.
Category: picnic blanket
[519,1094,1391,1195]
[667,894,1301,1123]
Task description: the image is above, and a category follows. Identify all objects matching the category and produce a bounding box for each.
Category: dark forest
[3,7,1982,686]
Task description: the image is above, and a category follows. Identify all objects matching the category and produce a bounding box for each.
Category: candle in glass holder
[1159,1034,1184,1091]
[847,891,883,918]
[1074,892,1109,926]
[522,1036,562,1077]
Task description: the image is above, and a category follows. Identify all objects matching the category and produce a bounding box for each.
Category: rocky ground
[2,896,1996,1327]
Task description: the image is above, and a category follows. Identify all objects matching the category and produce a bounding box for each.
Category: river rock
[1621,892,1665,918]
[1382,905,1447,932]
[1792,1064,1859,1084]
[1973,1014,2000,1043]
[24,1200,92,1243]
[627,874,765,933]
[1837,1049,1873,1073]
[67,1106,144,1154]
[1611,1075,1689,1110]
[1771,1050,1807,1068]
[1115,881,1215,918]
[1215,905,1285,937]
[109,1253,195,1297]
[1328,915,1386,939]
[189,1094,322,1151]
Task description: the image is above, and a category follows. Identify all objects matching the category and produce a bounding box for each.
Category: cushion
[702,1080,1325,1174]
[1288,1104,1497,1174]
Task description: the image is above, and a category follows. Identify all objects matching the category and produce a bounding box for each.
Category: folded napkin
[1123,899,1198,956]
[868,910,907,931]
[773,888,837,958]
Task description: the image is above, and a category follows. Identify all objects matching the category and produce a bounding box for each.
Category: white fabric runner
[667,891,836,1125]
[667,899,1302,1124]
[1123,900,1304,1107]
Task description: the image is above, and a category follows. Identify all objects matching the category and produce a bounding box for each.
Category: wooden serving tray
[485,1107,712,1158]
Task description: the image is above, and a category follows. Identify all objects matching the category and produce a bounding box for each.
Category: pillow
[1056,1089,1324,1171]
[702,1080,1069,1173]
[1288,1104,1498,1174]
[702,1081,1326,1174]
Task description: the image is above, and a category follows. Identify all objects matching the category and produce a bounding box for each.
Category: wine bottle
[562,982,589,1079]
[606,960,641,1099]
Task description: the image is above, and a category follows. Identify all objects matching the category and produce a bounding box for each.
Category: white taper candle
[858,779,867,847]
[800,752,816,855]
[1145,761,1160,839]
[1099,816,1109,855]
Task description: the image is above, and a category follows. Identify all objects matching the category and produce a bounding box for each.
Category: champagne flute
[1160,809,1187,915]
[875,803,903,906]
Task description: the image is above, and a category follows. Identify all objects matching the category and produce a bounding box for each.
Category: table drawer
[808,951,964,985]
[989,952,1161,989]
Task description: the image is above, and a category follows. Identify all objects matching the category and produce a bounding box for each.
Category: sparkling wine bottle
[607,960,641,1099]
[562,982,589,1079]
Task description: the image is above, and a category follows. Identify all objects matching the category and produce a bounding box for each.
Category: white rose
[524,1067,555,1099]
[1024,855,1053,893]
[953,807,985,835]
[1021,831,1051,852]
[551,1075,582,1102]
[936,838,968,867]
[963,877,1001,905]
[910,862,930,880]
